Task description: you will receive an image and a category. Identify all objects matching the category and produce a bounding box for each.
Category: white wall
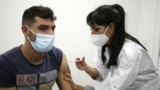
[138,0,160,70]
[0,0,159,89]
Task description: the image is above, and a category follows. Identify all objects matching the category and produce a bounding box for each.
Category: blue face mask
[26,26,54,53]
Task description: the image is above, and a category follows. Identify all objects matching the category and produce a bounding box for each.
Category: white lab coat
[91,39,160,90]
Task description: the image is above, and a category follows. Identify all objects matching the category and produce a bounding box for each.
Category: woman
[65,4,160,90]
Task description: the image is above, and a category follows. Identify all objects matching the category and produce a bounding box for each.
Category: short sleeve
[51,46,63,71]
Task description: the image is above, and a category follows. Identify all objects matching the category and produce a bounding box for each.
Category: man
[0,5,72,90]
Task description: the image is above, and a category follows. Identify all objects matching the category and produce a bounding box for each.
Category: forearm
[84,65,98,79]
[0,87,17,90]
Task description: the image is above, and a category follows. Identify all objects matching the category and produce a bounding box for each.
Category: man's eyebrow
[39,25,55,28]
[38,25,48,27]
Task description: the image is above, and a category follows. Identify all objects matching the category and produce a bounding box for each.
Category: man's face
[25,16,56,41]
[30,16,56,35]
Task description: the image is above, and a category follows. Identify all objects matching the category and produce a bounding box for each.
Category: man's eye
[38,28,46,31]
[52,26,56,31]
[39,27,47,31]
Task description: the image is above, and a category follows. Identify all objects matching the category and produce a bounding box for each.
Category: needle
[69,61,75,63]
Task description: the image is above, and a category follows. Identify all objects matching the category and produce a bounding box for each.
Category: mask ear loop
[26,26,36,42]
[103,26,109,34]
[26,25,36,35]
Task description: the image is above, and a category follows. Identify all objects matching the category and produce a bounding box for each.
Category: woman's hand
[75,57,88,71]
[64,72,84,90]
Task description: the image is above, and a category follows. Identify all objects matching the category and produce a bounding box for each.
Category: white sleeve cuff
[84,85,95,90]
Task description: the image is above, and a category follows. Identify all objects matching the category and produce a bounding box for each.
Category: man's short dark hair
[22,5,56,25]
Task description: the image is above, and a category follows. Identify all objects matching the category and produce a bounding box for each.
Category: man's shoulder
[51,46,62,52]
[0,46,21,64]
[49,46,63,55]
[48,46,63,61]
[0,46,21,56]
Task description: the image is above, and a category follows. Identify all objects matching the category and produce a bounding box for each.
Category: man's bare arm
[56,53,72,90]
[0,86,17,90]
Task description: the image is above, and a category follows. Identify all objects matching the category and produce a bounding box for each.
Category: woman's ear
[109,23,115,31]
[108,23,115,37]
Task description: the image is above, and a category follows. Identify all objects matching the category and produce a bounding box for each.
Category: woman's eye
[94,28,100,32]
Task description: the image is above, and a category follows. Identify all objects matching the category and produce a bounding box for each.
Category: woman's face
[90,24,113,38]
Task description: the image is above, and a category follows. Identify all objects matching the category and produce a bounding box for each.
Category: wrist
[84,66,98,78]
[84,64,90,72]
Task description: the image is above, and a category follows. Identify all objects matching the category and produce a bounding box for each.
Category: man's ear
[21,25,29,36]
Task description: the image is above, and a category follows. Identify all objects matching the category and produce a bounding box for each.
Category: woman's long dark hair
[87,4,147,68]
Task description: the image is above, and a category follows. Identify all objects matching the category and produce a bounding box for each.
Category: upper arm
[0,87,17,90]
[56,53,72,90]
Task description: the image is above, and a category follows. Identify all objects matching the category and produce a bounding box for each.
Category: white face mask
[26,26,54,53]
[91,27,109,47]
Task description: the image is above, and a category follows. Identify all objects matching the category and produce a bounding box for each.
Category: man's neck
[21,43,45,65]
